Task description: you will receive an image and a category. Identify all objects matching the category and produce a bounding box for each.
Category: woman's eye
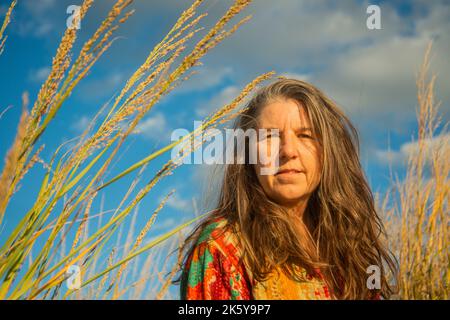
[297,133,313,139]
[263,132,279,139]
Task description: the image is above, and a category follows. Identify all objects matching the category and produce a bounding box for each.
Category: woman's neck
[286,198,319,260]
[286,196,311,227]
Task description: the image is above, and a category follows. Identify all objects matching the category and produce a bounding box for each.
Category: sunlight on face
[254,98,322,208]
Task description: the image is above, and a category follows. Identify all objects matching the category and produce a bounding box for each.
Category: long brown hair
[177,78,398,299]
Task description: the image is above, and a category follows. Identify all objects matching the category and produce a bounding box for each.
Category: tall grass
[381,42,449,299]
[1,1,447,301]
[0,0,16,56]
[0,0,273,299]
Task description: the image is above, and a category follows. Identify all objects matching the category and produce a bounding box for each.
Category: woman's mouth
[275,169,303,176]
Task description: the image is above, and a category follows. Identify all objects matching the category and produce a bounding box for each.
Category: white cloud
[165,193,192,212]
[70,115,91,134]
[77,71,125,102]
[401,133,449,160]
[17,0,57,37]
[197,0,450,128]
[176,65,233,93]
[133,112,168,140]
[207,0,409,72]
[196,85,240,117]
[34,22,53,37]
[373,133,450,166]
[313,32,449,119]
[25,0,56,13]
[152,217,177,231]
[28,66,51,83]
[373,148,406,167]
[279,72,310,82]
[187,162,225,214]
[77,0,449,133]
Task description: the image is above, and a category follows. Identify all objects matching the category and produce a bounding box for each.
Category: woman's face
[254,98,322,208]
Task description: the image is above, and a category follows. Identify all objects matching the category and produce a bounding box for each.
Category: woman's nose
[279,132,297,160]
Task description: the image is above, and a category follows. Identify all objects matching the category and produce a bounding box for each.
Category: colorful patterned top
[180,216,333,300]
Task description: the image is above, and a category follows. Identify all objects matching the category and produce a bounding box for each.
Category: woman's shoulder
[182,216,251,300]
[195,216,242,259]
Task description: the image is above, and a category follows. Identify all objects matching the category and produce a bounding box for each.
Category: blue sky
[0,0,449,298]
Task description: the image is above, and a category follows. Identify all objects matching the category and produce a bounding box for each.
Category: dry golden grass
[0,0,16,55]
[381,42,449,299]
[2,0,445,301]
[0,0,274,299]
[0,95,29,225]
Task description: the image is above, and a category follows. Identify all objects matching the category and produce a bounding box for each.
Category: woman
[177,78,398,300]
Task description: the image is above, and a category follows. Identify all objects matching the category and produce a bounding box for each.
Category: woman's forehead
[257,98,311,128]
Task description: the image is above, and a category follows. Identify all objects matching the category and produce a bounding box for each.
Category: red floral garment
[180,217,252,299]
[180,216,381,300]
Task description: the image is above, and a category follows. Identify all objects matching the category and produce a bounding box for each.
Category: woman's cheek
[257,138,280,169]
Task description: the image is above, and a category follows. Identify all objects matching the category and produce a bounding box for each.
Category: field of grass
[381,43,449,299]
[0,0,273,299]
[0,0,448,300]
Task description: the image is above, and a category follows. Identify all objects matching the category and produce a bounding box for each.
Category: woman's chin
[272,193,308,206]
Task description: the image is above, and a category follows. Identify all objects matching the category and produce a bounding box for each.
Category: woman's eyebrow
[259,127,279,130]
[258,126,313,131]
[296,127,312,131]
